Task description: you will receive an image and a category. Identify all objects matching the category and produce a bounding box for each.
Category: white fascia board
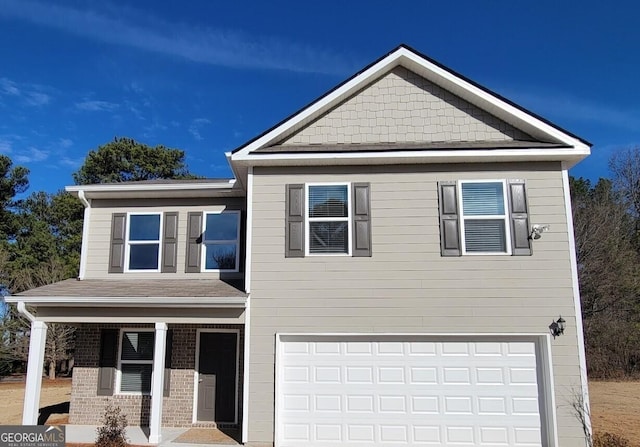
[5,296,247,308]
[66,180,237,194]
[234,147,590,167]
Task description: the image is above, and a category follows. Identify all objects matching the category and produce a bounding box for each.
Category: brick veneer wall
[70,323,245,428]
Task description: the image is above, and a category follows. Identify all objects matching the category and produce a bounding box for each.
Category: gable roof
[230,44,590,169]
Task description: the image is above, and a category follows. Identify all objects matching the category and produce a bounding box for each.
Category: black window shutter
[352,183,372,257]
[162,212,178,273]
[163,329,173,397]
[185,212,202,272]
[97,329,118,396]
[438,181,462,256]
[285,184,305,258]
[508,179,532,256]
[108,213,126,273]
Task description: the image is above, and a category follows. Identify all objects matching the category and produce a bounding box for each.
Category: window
[285,183,371,258]
[437,179,531,257]
[202,211,240,271]
[126,213,162,270]
[460,181,510,254]
[307,184,351,255]
[119,330,154,394]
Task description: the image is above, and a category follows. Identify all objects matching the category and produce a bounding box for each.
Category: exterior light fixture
[549,316,566,339]
[530,224,550,240]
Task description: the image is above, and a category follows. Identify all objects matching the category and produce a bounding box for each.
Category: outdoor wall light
[530,224,550,240]
[549,316,566,339]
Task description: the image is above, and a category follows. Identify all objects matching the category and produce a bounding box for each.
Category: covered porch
[6,278,249,445]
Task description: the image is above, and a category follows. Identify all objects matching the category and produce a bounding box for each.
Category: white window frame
[116,328,155,395]
[458,179,512,255]
[124,212,163,272]
[305,182,352,256]
[201,210,241,272]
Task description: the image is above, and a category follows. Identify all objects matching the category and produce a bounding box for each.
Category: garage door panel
[278,339,544,447]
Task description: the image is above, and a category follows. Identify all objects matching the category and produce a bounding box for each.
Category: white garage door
[277,337,544,447]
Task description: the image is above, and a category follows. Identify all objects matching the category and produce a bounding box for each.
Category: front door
[197,332,238,423]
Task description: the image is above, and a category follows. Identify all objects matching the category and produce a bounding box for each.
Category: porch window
[119,330,154,394]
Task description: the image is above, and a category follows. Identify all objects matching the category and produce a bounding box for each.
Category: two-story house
[8,45,591,447]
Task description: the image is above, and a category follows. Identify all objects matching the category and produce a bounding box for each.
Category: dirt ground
[0,378,71,425]
[589,380,640,445]
[0,378,638,444]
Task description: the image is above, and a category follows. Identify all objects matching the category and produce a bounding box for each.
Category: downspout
[17,301,36,322]
[77,190,91,280]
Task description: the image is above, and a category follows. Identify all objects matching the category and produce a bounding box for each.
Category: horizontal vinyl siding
[84,197,245,280]
[247,162,585,447]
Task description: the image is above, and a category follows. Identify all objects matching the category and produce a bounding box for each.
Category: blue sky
[0,0,638,195]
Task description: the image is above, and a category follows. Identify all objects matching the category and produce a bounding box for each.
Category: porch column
[149,322,167,444]
[23,321,47,425]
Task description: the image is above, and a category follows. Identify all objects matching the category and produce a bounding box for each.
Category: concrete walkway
[65,425,239,447]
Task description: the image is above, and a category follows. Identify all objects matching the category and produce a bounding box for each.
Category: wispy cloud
[0,78,20,96]
[58,138,73,148]
[24,91,51,106]
[0,77,52,107]
[75,100,119,112]
[0,0,355,75]
[59,156,83,168]
[0,138,12,154]
[188,118,211,141]
[503,87,640,132]
[14,147,49,163]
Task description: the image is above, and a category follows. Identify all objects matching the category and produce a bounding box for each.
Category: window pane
[309,221,348,254]
[462,183,505,216]
[129,244,159,270]
[309,185,348,218]
[129,215,161,241]
[121,332,155,361]
[204,213,238,241]
[464,219,507,252]
[121,364,152,393]
[205,244,237,270]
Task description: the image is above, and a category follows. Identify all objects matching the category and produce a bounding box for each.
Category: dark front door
[197,332,238,423]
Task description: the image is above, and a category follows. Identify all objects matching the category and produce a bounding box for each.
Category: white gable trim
[232,46,590,161]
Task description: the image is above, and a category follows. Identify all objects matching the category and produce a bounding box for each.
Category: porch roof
[5,278,248,308]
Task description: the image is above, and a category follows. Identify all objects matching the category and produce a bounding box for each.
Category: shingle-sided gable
[277,66,533,147]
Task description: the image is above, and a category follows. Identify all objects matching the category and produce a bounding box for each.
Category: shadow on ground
[38,401,70,425]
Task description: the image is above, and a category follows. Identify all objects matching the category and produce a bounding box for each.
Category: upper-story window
[307,184,351,255]
[118,330,154,394]
[438,179,532,257]
[126,213,162,271]
[459,181,510,254]
[202,211,240,271]
[285,182,371,258]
